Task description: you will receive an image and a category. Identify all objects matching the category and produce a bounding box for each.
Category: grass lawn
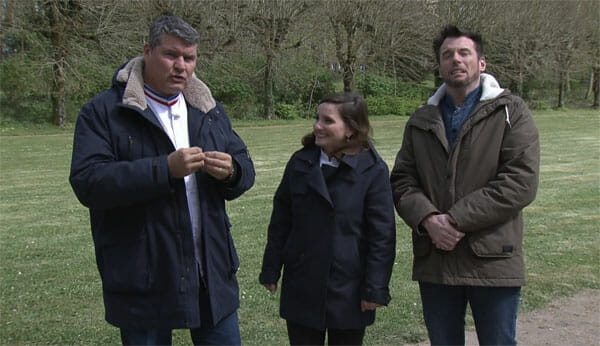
[1,109,598,345]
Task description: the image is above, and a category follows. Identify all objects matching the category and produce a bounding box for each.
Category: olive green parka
[390,73,540,286]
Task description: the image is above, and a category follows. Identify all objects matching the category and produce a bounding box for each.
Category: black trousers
[286,320,365,346]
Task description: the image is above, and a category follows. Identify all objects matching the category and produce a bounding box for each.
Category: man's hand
[203,151,234,180]
[422,214,464,251]
[167,147,205,178]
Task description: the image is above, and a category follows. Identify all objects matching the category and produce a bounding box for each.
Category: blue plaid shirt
[440,85,482,149]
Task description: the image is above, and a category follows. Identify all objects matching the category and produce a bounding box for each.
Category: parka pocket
[115,134,143,161]
[100,230,154,293]
[225,216,240,276]
[467,220,521,258]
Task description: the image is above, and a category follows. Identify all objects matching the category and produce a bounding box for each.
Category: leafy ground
[0,109,598,345]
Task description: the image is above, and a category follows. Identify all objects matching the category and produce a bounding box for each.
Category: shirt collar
[443,85,482,110]
[143,85,180,107]
[319,149,340,168]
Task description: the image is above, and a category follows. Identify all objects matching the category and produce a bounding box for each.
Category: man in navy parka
[69,16,255,345]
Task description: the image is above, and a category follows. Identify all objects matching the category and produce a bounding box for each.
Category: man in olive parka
[390,25,539,346]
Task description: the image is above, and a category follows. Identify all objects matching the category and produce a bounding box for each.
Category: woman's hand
[264,283,277,294]
[360,300,381,312]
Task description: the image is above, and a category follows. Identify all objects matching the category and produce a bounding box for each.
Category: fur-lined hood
[427,73,505,106]
[114,56,216,114]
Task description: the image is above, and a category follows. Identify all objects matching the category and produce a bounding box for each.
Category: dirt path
[410,289,600,346]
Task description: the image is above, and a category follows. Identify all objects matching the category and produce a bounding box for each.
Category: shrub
[199,68,257,119]
[356,72,397,97]
[356,71,431,116]
[0,56,52,123]
[276,61,336,106]
[275,103,300,120]
[355,72,430,116]
[366,96,424,116]
[528,100,549,110]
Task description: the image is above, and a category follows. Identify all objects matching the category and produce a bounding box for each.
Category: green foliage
[366,95,424,116]
[356,71,432,99]
[200,68,258,119]
[0,54,115,124]
[528,100,549,110]
[274,103,300,120]
[356,72,398,97]
[276,60,337,107]
[0,56,52,123]
[355,72,431,116]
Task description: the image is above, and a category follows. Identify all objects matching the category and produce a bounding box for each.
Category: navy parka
[69,57,255,330]
[259,144,396,330]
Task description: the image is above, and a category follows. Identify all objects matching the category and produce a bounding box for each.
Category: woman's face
[314,102,354,156]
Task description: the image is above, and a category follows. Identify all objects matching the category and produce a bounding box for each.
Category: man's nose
[451,52,462,63]
[173,56,184,69]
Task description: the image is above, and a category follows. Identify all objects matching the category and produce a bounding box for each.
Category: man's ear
[143,44,151,58]
[479,56,486,73]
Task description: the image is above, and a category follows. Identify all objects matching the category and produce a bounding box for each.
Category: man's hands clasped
[167,147,233,180]
[422,214,465,251]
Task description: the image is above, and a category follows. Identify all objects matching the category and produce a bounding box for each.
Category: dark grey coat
[69,57,255,329]
[260,144,396,330]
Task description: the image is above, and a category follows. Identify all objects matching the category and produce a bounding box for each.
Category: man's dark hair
[148,15,199,50]
[433,25,484,64]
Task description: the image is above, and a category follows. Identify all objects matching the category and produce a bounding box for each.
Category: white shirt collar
[319,149,340,168]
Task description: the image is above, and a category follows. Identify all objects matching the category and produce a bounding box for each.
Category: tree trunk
[52,60,67,127]
[1,0,18,54]
[342,22,356,92]
[585,71,593,99]
[593,66,599,109]
[47,0,68,127]
[264,51,275,119]
[342,64,354,92]
[557,71,566,108]
[517,69,524,97]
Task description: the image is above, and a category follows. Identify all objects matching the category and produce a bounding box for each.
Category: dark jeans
[120,311,240,345]
[286,320,365,346]
[419,282,521,346]
[120,284,241,346]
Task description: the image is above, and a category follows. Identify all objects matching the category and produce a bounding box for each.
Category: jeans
[120,311,240,345]
[419,282,521,346]
[120,283,241,346]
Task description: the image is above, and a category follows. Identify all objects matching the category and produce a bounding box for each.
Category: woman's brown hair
[302,92,372,151]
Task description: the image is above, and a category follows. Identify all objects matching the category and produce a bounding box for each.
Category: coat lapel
[187,105,205,147]
[295,148,333,207]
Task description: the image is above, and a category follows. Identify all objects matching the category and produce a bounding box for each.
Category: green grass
[1,110,598,345]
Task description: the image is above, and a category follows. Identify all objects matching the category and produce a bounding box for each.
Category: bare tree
[325,0,387,92]
[245,0,310,119]
[13,0,122,127]
[369,1,435,85]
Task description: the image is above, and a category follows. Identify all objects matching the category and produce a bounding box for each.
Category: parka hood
[113,56,216,114]
[427,73,505,106]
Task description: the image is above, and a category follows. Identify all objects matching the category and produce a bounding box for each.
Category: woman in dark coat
[259,92,396,345]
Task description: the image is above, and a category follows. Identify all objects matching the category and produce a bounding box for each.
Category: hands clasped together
[422,214,465,251]
[167,147,233,180]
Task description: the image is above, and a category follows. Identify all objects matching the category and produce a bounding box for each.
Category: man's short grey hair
[148,15,199,50]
